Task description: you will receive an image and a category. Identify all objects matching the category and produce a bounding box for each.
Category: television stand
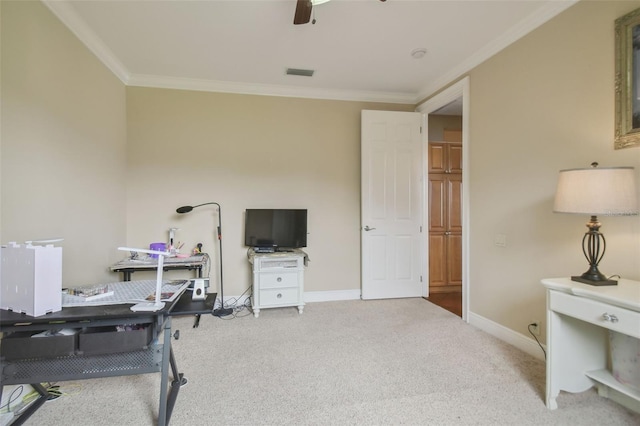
[248,248,307,318]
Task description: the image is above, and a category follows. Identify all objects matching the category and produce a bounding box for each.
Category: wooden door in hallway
[428,139,463,294]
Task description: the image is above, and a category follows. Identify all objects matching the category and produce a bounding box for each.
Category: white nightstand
[249,249,306,318]
[541,277,640,413]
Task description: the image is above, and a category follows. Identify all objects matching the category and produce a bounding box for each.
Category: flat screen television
[244,209,307,251]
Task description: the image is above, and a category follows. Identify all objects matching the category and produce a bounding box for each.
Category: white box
[1,242,62,316]
[610,331,640,392]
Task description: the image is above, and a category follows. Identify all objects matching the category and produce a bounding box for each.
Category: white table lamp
[553,163,638,285]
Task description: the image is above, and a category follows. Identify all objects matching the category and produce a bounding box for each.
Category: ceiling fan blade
[294,0,312,25]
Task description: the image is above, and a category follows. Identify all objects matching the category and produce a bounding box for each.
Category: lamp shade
[553,166,638,216]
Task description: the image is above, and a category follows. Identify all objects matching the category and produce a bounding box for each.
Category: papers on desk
[62,280,190,307]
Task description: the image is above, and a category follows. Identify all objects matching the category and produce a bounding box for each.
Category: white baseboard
[216,294,249,308]
[467,311,546,361]
[304,289,361,303]
[219,289,361,308]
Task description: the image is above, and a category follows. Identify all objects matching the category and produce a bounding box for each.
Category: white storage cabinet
[250,251,305,318]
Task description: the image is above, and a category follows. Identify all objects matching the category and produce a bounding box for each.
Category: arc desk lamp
[176,202,233,317]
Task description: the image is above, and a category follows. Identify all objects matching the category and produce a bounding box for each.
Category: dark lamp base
[571,275,618,286]
[213,307,234,317]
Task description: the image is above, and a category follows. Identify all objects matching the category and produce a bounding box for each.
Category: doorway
[416,77,470,321]
[426,122,462,316]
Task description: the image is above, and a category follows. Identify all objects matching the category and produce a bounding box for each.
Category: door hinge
[420,225,423,232]
[420,275,423,282]
[420,126,423,134]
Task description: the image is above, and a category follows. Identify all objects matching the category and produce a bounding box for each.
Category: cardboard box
[443,129,462,142]
[610,331,640,392]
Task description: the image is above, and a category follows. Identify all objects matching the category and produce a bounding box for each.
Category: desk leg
[10,383,50,426]
[158,317,172,426]
[166,346,187,421]
[158,318,186,425]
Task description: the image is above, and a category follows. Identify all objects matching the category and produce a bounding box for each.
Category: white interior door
[361,110,423,300]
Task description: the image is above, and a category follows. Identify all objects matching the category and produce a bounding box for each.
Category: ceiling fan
[293,0,313,25]
[294,0,386,25]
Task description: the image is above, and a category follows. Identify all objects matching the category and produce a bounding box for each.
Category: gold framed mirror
[615,7,640,149]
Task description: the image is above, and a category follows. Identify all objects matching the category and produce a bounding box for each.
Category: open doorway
[416,77,470,322]
[426,113,462,316]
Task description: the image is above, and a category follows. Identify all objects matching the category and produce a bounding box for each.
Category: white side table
[249,249,306,318]
[541,277,640,413]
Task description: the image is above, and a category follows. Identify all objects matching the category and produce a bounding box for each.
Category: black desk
[0,291,216,425]
[171,292,216,328]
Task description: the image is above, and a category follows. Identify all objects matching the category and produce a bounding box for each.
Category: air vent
[286,68,314,77]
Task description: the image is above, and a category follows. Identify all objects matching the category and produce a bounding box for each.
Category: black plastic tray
[78,326,152,355]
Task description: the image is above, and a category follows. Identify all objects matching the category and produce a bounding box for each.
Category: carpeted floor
[20,298,640,425]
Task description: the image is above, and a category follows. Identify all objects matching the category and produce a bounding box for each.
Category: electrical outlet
[529,321,540,336]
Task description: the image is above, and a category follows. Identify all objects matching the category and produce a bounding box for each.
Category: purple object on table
[149,242,166,258]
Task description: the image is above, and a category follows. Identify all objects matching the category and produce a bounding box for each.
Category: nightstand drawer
[550,290,640,338]
[260,272,298,289]
[259,288,299,306]
[258,258,301,270]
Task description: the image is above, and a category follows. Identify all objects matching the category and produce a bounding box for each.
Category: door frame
[416,77,470,322]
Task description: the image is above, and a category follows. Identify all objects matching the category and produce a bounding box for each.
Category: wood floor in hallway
[426,292,462,317]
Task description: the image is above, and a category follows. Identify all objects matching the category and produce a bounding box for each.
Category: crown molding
[127,74,416,104]
[42,0,577,105]
[42,0,130,84]
[416,0,579,101]
[40,0,413,104]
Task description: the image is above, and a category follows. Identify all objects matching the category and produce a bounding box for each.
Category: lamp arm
[190,202,222,239]
[191,202,220,210]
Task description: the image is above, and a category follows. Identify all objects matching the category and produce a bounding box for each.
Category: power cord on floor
[215,285,253,320]
[528,322,546,361]
[1,382,80,417]
[0,385,25,414]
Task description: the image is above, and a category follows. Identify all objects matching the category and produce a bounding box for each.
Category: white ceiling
[43,0,577,104]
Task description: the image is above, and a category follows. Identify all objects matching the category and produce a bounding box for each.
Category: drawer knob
[602,313,619,323]
[277,293,282,299]
[277,277,282,282]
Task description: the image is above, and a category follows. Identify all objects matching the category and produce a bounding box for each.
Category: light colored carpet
[24,298,640,425]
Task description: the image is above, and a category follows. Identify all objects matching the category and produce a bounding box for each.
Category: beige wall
[1,1,127,286]
[125,87,413,295]
[465,0,640,339]
[428,115,462,142]
[2,0,639,346]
